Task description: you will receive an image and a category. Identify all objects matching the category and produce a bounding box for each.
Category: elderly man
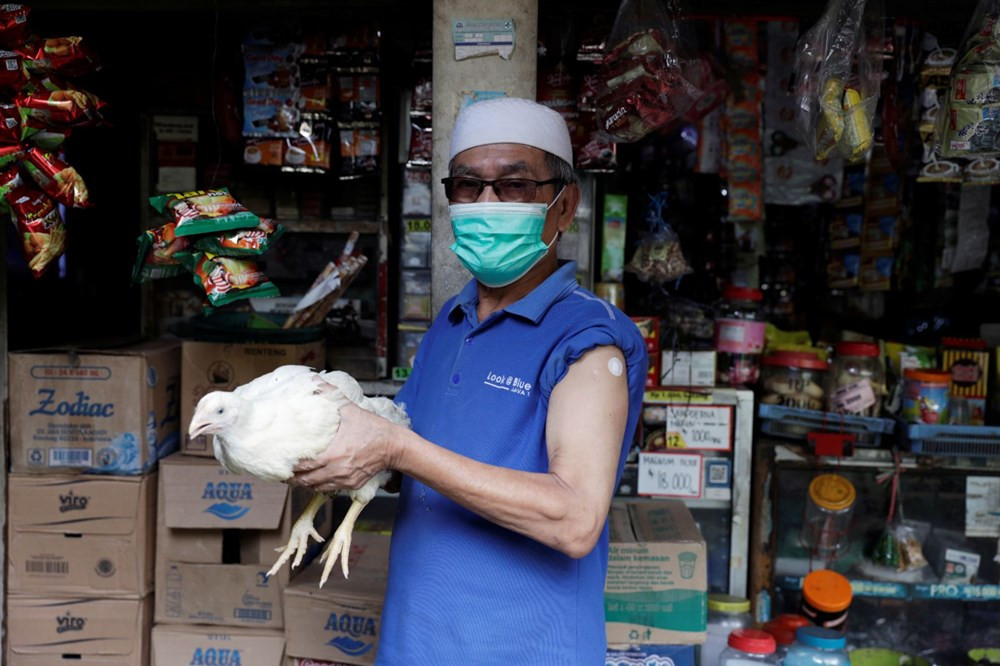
[292,97,647,665]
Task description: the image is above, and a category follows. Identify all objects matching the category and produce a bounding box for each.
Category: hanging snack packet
[131,222,190,283]
[17,76,109,128]
[192,217,285,256]
[0,5,30,47]
[0,50,24,90]
[7,186,67,278]
[17,37,100,77]
[0,162,21,211]
[149,188,261,237]
[177,251,279,307]
[0,143,21,169]
[0,102,21,144]
[22,146,92,208]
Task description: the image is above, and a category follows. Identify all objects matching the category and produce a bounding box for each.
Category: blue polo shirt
[377,261,647,666]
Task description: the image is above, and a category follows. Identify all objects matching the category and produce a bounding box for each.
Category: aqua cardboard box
[154,453,332,629]
[606,643,695,666]
[151,624,285,666]
[605,501,707,645]
[9,339,180,474]
[283,533,389,665]
[6,594,152,665]
[7,473,156,596]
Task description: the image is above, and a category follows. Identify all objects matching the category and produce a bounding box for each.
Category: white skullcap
[449,97,573,165]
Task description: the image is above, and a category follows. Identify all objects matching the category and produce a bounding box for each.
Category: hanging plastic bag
[625,191,692,283]
[595,0,702,143]
[792,0,884,163]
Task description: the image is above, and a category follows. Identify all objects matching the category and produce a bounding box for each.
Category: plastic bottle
[784,626,851,666]
[718,629,779,666]
[701,594,753,666]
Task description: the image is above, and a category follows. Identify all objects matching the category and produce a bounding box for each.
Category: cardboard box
[7,473,156,596]
[9,339,181,474]
[284,533,389,665]
[181,339,325,456]
[152,624,285,666]
[287,659,355,666]
[605,501,707,645]
[660,351,716,387]
[606,644,695,666]
[7,594,152,665]
[155,453,333,629]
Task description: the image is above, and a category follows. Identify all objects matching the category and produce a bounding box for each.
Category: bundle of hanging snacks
[0,5,108,278]
[133,188,287,308]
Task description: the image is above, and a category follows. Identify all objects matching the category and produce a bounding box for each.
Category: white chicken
[187,365,409,587]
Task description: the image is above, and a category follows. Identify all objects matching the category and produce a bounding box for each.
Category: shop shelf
[758,404,895,448]
[903,424,1000,458]
[777,575,1000,602]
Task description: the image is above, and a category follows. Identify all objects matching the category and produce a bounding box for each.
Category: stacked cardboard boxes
[6,340,181,665]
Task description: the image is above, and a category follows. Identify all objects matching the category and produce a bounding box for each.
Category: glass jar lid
[802,569,853,613]
[722,286,763,302]
[708,593,751,613]
[835,341,880,357]
[808,473,856,511]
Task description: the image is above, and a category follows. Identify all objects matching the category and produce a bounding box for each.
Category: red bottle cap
[722,286,763,302]
[835,342,880,358]
[763,351,828,370]
[728,628,777,654]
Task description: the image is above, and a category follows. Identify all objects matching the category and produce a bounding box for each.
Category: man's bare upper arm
[545,345,630,510]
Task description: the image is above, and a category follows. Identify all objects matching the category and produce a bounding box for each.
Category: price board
[661,404,733,451]
[637,452,703,498]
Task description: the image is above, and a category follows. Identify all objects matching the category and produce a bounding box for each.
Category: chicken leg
[319,496,368,587]
[267,493,327,579]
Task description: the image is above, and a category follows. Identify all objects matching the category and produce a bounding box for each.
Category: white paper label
[662,404,733,451]
[453,19,515,60]
[638,452,703,498]
[966,476,1000,537]
[833,378,876,413]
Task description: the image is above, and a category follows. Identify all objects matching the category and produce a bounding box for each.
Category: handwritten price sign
[638,452,703,498]
[662,404,733,451]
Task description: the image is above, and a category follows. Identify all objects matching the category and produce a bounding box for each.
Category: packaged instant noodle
[192,217,285,256]
[22,146,91,207]
[131,222,190,283]
[176,251,279,306]
[7,185,66,278]
[149,188,261,237]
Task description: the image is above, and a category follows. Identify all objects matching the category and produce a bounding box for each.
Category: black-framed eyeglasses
[441,176,563,203]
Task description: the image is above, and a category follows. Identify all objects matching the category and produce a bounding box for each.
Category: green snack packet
[131,222,190,284]
[192,217,285,256]
[176,250,279,307]
[149,187,260,237]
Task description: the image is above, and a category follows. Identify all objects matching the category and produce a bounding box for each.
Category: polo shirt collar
[448,260,579,324]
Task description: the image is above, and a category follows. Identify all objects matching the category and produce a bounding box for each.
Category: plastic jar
[715,286,766,386]
[701,594,753,666]
[762,614,812,660]
[826,342,883,417]
[719,629,780,666]
[784,626,851,666]
[801,474,856,560]
[800,570,853,630]
[901,368,951,425]
[760,351,827,411]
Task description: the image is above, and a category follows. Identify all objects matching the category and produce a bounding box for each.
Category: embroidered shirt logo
[483,371,532,397]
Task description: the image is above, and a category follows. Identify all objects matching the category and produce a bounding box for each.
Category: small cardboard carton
[283,533,389,666]
[605,500,707,645]
[7,473,156,596]
[605,644,695,666]
[180,339,325,456]
[9,339,181,474]
[151,624,285,666]
[155,453,332,629]
[6,594,152,665]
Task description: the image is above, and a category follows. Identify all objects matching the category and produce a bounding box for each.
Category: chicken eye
[217,408,224,414]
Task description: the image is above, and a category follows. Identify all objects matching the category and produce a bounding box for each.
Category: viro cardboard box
[284,533,390,666]
[155,453,333,629]
[180,339,325,456]
[7,473,156,596]
[151,624,285,666]
[605,500,707,645]
[9,339,181,474]
[6,594,152,665]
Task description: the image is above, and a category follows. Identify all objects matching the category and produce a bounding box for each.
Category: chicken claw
[267,494,327,579]
[318,497,366,587]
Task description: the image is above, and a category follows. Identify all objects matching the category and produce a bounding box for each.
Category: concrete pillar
[430,0,538,315]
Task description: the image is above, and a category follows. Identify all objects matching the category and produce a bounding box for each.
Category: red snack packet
[18,76,109,129]
[0,161,20,211]
[0,5,30,47]
[18,36,100,77]
[7,186,66,278]
[21,117,70,150]
[0,49,24,89]
[22,146,92,208]
[0,102,19,144]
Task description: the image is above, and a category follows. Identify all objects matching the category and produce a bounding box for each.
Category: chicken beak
[188,415,214,440]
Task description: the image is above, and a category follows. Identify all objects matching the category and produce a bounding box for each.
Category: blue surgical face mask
[449,189,564,288]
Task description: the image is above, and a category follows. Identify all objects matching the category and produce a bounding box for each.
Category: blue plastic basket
[904,424,1000,457]
[758,404,896,447]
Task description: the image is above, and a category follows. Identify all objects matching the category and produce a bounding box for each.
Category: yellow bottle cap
[707,593,751,613]
[808,474,856,512]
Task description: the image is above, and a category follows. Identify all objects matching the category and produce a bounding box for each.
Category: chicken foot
[267,493,327,579]
[319,497,368,587]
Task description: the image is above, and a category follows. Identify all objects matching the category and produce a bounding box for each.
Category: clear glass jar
[715,286,766,386]
[801,474,856,561]
[701,594,753,666]
[784,626,851,666]
[719,629,780,666]
[760,351,828,411]
[826,342,883,417]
